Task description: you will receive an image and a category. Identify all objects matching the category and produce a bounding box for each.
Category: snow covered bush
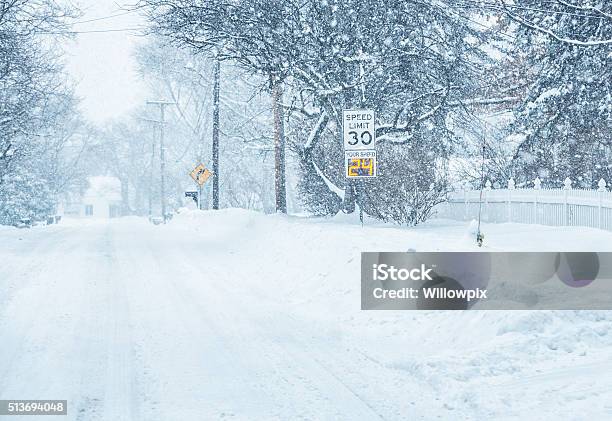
[358,141,448,225]
[0,165,54,225]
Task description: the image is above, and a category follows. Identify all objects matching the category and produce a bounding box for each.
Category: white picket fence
[436,177,612,231]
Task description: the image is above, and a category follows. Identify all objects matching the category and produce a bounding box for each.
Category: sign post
[189,163,213,210]
[198,184,203,211]
[343,110,376,224]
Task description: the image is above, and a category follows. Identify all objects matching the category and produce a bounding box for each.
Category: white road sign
[343,110,375,150]
[343,109,377,178]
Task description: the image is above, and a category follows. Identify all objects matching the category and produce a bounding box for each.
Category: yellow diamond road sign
[190,163,212,186]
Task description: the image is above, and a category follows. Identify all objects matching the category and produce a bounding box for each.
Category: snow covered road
[1,211,612,420]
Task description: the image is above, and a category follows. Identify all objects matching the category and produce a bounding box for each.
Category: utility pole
[146,100,175,223]
[212,57,220,210]
[140,117,158,220]
[149,125,156,219]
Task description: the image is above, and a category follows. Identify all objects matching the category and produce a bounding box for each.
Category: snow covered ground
[1,210,612,420]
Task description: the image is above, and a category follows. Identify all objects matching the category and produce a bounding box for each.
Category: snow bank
[0,224,18,233]
[166,210,612,418]
[172,215,612,342]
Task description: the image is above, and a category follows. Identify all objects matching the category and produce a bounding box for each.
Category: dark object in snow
[476,141,486,248]
[185,191,198,205]
[476,232,485,248]
[16,218,32,229]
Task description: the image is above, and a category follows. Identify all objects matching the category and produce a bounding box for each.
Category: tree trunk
[212,57,220,210]
[271,76,287,213]
[120,177,130,216]
[342,181,356,213]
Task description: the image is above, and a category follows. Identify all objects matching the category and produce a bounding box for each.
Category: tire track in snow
[156,231,389,420]
[108,222,249,420]
[0,226,85,399]
[99,224,137,421]
[165,221,480,421]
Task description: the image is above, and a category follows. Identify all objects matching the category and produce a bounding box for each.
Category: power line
[37,27,144,35]
[451,1,607,19]
[446,7,519,41]
[72,10,139,25]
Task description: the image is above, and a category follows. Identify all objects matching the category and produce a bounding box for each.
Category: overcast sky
[64,0,147,125]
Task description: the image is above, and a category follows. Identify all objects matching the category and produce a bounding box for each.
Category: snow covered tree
[142,0,498,224]
[497,0,612,188]
[93,38,275,214]
[0,0,81,225]
[0,158,54,223]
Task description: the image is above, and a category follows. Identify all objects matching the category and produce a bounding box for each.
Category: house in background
[59,176,122,218]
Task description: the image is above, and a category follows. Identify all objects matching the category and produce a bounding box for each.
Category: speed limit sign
[343,110,375,150]
[343,110,377,178]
